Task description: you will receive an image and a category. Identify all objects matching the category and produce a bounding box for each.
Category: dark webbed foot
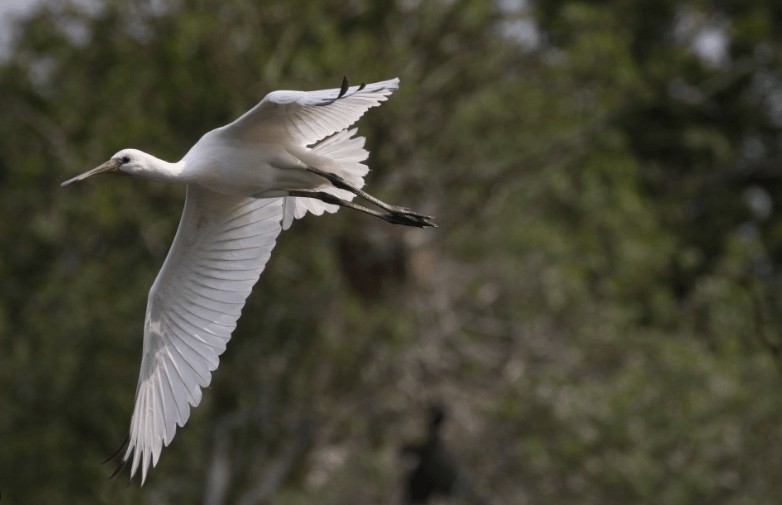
[384,204,435,222]
[382,209,437,228]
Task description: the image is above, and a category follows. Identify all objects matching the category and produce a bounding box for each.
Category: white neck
[142,157,187,181]
[121,149,188,182]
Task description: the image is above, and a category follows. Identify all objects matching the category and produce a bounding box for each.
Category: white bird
[62,77,435,484]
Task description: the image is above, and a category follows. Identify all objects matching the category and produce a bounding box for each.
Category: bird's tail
[282,127,369,229]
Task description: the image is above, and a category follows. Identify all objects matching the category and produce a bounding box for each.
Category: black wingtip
[108,458,129,481]
[357,82,367,92]
[103,434,130,465]
[103,434,130,481]
[338,76,350,98]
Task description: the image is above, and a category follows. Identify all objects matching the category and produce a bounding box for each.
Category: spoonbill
[62,77,435,483]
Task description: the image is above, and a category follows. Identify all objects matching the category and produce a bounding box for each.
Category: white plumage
[62,77,434,483]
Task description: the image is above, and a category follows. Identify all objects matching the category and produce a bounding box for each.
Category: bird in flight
[62,77,435,483]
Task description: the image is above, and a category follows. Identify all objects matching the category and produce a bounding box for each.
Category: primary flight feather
[62,77,435,484]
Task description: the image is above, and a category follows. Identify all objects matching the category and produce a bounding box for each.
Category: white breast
[181,131,312,196]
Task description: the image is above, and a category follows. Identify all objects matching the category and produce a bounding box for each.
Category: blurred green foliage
[2,0,782,503]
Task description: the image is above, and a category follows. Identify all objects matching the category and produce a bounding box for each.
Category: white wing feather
[220,77,399,146]
[123,185,284,483]
[281,127,370,229]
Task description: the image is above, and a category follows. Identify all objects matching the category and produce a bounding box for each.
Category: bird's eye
[121,156,131,164]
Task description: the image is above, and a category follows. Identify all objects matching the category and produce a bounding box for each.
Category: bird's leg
[302,166,436,225]
[287,190,434,228]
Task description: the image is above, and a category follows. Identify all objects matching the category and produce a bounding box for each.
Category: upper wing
[123,185,284,484]
[218,77,399,146]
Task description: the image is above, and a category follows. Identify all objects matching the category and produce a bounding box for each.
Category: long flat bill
[61,158,121,187]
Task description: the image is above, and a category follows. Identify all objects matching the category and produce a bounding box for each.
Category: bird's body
[62,77,434,483]
[185,139,310,196]
[403,407,458,504]
[402,406,484,505]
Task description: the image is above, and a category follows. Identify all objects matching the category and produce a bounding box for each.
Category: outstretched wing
[218,77,399,146]
[124,185,284,484]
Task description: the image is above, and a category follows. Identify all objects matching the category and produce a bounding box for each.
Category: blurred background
[2,0,782,503]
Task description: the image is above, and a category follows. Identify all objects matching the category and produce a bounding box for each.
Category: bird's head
[60,149,146,187]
